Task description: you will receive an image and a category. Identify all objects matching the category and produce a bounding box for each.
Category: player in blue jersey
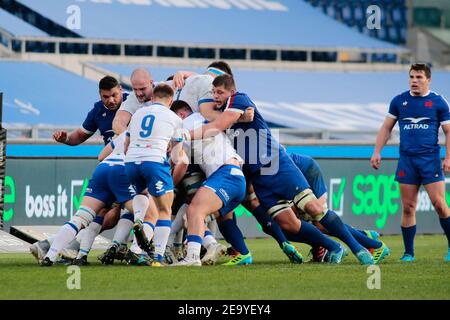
[371,63,450,262]
[189,74,374,265]
[53,76,127,145]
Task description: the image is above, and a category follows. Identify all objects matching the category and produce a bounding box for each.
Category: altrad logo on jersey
[403,117,430,130]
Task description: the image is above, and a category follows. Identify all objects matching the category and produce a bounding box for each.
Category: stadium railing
[4,125,403,145]
[0,30,411,65]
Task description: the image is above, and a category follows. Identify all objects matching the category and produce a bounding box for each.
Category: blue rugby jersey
[388,90,450,156]
[221,92,287,174]
[82,93,129,145]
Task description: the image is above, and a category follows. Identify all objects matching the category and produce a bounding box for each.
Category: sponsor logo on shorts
[219,188,230,202]
[155,181,164,193]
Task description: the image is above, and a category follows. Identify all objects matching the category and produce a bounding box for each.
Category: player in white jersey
[170,102,251,267]
[112,67,189,135]
[113,68,155,135]
[38,132,137,266]
[124,83,186,266]
[173,61,234,121]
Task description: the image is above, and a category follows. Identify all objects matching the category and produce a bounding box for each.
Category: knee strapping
[71,206,96,230]
[267,200,292,218]
[245,192,257,202]
[293,189,316,212]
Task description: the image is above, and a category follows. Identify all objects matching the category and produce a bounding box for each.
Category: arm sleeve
[81,108,98,134]
[387,96,399,119]
[223,95,246,114]
[118,93,138,115]
[438,96,450,125]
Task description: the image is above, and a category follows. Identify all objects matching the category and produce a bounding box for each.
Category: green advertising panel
[3,157,446,236]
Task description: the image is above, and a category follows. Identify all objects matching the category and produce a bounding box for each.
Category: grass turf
[0,235,449,300]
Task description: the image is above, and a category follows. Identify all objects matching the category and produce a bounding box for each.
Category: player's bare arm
[98,142,114,162]
[190,110,241,140]
[442,123,450,174]
[112,110,132,135]
[53,128,91,146]
[172,71,198,89]
[371,116,397,170]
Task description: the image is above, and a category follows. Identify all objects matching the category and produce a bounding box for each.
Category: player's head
[153,83,174,107]
[207,61,233,77]
[99,76,123,111]
[130,68,154,103]
[212,74,236,106]
[409,63,431,96]
[171,100,193,119]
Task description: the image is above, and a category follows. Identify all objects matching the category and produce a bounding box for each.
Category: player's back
[183,112,241,177]
[126,103,182,163]
[222,92,286,174]
[176,74,214,113]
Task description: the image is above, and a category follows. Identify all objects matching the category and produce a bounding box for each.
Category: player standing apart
[371,63,450,262]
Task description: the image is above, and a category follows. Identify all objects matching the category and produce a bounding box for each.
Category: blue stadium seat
[17,0,399,49]
[0,61,98,126]
[0,8,47,36]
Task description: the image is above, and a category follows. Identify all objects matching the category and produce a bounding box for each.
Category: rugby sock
[46,235,56,245]
[112,213,134,246]
[174,228,184,247]
[45,223,78,262]
[75,229,86,243]
[203,230,217,248]
[251,205,287,247]
[207,219,218,236]
[130,236,143,254]
[401,225,416,256]
[186,234,202,261]
[171,204,187,236]
[217,218,249,255]
[78,216,103,258]
[153,220,171,261]
[345,224,382,249]
[143,221,155,242]
[287,221,340,252]
[320,210,364,254]
[356,229,368,236]
[439,217,450,248]
[133,194,149,223]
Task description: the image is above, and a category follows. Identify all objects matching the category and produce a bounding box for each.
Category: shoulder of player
[88,100,105,115]
[121,92,138,106]
[226,92,254,109]
[429,91,449,103]
[389,91,408,106]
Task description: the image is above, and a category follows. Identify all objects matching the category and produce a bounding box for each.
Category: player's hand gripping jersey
[182,112,242,177]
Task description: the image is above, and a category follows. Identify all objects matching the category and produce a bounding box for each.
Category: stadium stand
[16,0,397,48]
[0,0,407,64]
[304,0,408,45]
[0,8,47,37]
[0,61,98,136]
[408,0,450,65]
[0,8,47,51]
[4,57,450,140]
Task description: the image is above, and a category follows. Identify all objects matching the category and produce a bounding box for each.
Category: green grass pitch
[0,235,449,300]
